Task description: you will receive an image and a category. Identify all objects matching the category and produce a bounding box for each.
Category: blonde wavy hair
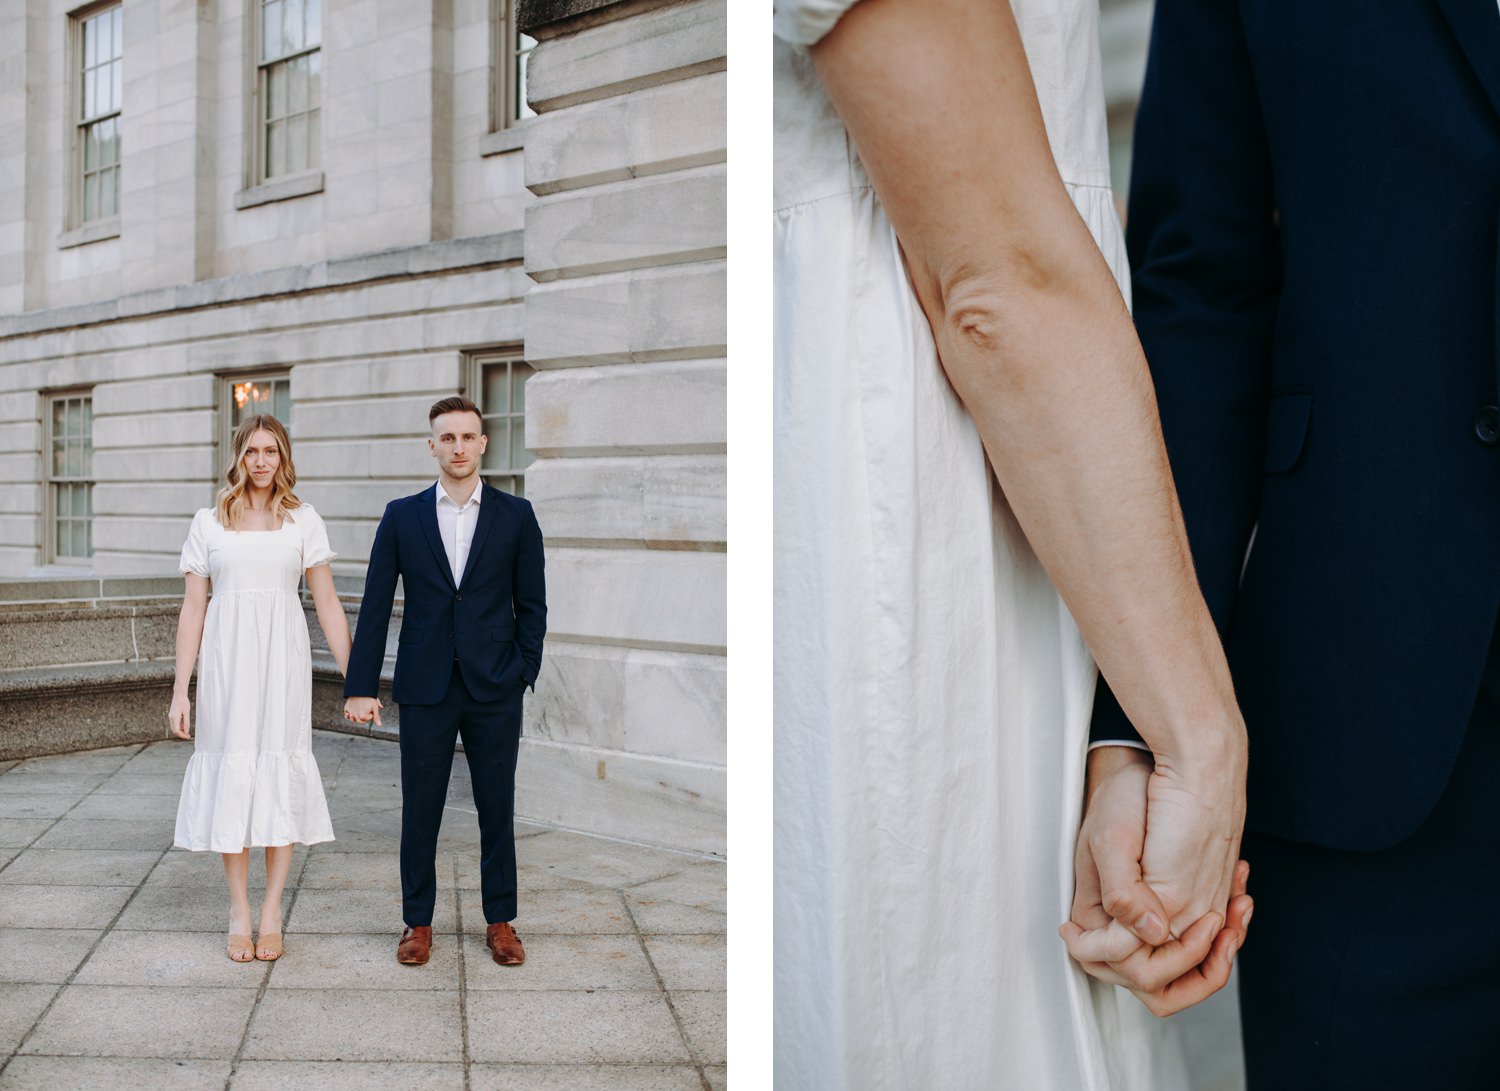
[215,415,301,530]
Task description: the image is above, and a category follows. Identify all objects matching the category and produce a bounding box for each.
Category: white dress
[174,504,336,853]
[774,2,1190,1087]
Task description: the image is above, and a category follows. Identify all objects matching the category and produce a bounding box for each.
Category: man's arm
[344,501,401,720]
[512,500,546,688]
[1090,0,1282,746]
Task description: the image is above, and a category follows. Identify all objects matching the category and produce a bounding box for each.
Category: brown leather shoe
[397,925,432,965]
[485,921,525,965]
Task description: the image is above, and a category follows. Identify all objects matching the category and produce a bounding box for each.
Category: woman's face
[242,429,281,490]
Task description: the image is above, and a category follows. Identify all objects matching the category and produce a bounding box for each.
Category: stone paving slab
[0,732,728,1088]
[21,984,259,1058]
[0,1056,232,1090]
[0,930,100,984]
[469,1064,706,1090]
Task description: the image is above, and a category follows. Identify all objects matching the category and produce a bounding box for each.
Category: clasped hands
[343,696,384,726]
[1060,744,1252,1016]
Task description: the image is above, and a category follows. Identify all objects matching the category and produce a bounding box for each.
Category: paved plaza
[0,731,726,1090]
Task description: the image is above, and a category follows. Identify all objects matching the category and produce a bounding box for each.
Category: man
[1081,0,1500,1085]
[344,396,546,968]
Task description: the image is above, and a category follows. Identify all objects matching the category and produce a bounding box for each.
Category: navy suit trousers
[398,662,524,926]
[1238,620,1500,1089]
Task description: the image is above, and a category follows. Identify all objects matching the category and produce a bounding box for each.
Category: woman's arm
[811,0,1245,954]
[168,574,210,739]
[307,564,352,678]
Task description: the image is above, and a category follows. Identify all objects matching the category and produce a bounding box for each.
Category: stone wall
[515,0,726,854]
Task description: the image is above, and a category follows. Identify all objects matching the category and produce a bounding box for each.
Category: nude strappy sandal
[255,933,283,961]
[227,933,255,962]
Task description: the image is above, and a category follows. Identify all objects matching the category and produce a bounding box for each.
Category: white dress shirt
[435,479,482,586]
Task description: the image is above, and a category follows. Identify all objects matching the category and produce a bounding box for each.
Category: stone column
[517,0,726,854]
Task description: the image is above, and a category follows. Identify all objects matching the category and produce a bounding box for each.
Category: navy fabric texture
[1090,0,1500,854]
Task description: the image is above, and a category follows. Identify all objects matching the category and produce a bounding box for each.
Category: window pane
[67,441,84,478]
[57,516,73,559]
[308,50,321,108]
[68,398,82,438]
[84,125,98,170]
[273,380,291,423]
[511,365,529,412]
[268,63,286,120]
[484,365,509,414]
[511,421,530,469]
[72,482,86,517]
[284,0,304,54]
[84,171,100,221]
[83,513,92,557]
[84,65,97,118]
[306,0,322,46]
[263,0,283,60]
[105,117,120,167]
[287,114,307,173]
[267,119,285,177]
[110,58,122,114]
[82,397,94,432]
[485,421,508,470]
[308,108,321,169]
[289,54,307,114]
[84,17,97,68]
[101,167,117,218]
[111,7,122,60]
[52,399,66,435]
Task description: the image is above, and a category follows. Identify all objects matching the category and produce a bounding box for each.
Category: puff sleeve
[178,509,212,578]
[773,0,863,48]
[296,504,338,569]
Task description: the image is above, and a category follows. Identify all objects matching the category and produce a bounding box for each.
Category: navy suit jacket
[1091,0,1500,851]
[344,483,546,706]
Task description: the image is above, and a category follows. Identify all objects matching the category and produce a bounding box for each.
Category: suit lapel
[417,484,457,590]
[458,485,499,590]
[1435,0,1500,123]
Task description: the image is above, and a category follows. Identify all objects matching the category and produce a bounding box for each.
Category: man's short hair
[429,396,483,428]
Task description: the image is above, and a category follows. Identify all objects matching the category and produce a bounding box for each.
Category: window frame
[249,0,323,188]
[67,1,124,233]
[466,349,535,498]
[490,0,536,134]
[44,389,95,567]
[219,371,293,466]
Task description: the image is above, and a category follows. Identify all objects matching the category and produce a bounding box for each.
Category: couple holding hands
[776,0,1500,1087]
[167,398,545,970]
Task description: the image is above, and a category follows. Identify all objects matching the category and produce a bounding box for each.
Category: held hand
[1065,861,1252,1017]
[167,693,192,740]
[1137,735,1247,938]
[343,696,383,726]
[1061,745,1252,1016]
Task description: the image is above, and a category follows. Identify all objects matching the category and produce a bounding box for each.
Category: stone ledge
[56,218,122,250]
[233,170,326,211]
[0,232,524,339]
[478,123,530,157]
[0,661,187,761]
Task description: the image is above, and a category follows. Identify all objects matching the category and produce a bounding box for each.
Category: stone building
[0,0,726,855]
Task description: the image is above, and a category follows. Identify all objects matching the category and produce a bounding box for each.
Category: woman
[168,414,349,963]
[774,0,1250,1087]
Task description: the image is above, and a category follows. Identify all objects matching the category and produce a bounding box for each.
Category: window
[470,352,535,497]
[74,3,123,225]
[495,0,537,130]
[256,0,322,181]
[47,392,94,564]
[221,372,292,457]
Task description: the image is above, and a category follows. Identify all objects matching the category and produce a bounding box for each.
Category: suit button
[1476,405,1500,446]
[455,594,462,602]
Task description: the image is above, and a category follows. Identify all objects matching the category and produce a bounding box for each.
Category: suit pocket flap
[1263,393,1313,474]
[491,621,516,641]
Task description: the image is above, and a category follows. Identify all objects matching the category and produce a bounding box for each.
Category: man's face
[429,411,487,481]
[242,428,281,490]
